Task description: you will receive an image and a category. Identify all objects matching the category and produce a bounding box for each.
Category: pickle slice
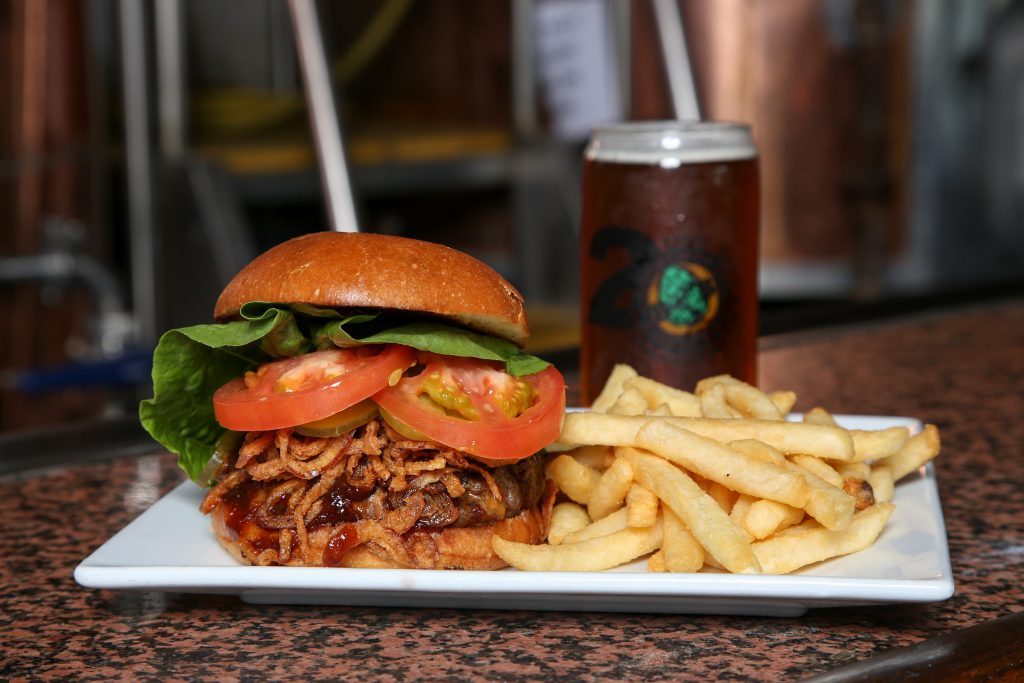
[295,399,378,437]
[199,430,243,487]
[379,407,433,442]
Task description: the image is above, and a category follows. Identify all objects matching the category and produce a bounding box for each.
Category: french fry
[645,404,673,416]
[703,554,726,571]
[806,414,911,463]
[723,383,784,421]
[752,503,895,574]
[696,375,783,421]
[689,471,710,490]
[803,407,838,426]
[769,390,797,415]
[868,465,895,503]
[647,549,667,572]
[626,483,659,527]
[546,454,601,505]
[590,364,638,413]
[662,507,704,572]
[833,459,876,512]
[843,477,876,511]
[728,439,786,466]
[608,388,649,416]
[635,421,811,508]
[789,454,844,488]
[622,449,761,574]
[587,455,633,520]
[835,461,871,481]
[880,424,941,480]
[493,521,662,572]
[796,469,856,531]
[547,502,591,545]
[680,418,856,461]
[536,369,941,575]
[623,376,702,417]
[729,494,754,533]
[706,481,738,513]
[742,499,805,540]
[694,375,730,394]
[563,508,628,544]
[849,427,911,463]
[558,412,856,462]
[699,383,742,418]
[731,439,854,531]
[567,445,612,471]
[557,412,644,448]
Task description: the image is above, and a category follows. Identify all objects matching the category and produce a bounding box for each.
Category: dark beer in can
[580,122,760,404]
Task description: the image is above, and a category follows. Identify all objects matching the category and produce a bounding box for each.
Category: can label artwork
[652,262,719,332]
[579,123,759,403]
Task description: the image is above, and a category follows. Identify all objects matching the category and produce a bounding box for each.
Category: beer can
[580,122,760,404]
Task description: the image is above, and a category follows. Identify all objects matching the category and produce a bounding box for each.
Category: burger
[140,232,565,569]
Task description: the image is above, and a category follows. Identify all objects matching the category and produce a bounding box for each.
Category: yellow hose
[193,0,415,137]
[334,0,415,85]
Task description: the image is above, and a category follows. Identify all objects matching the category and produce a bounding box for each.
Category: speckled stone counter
[2,301,1022,681]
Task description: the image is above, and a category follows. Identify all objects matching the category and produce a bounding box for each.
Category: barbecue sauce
[222,480,278,552]
[307,481,373,529]
[323,524,360,567]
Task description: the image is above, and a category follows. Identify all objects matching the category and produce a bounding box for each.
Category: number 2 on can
[587,226,657,329]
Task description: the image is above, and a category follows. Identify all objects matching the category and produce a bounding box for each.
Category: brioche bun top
[214,232,529,347]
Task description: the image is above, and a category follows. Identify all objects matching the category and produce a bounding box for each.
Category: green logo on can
[647,262,719,335]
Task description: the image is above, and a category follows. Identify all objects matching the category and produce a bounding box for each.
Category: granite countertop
[2,301,1022,681]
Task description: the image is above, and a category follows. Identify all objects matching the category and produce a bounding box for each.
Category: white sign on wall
[535,0,623,140]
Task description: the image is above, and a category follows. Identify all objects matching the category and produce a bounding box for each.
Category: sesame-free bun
[215,232,529,347]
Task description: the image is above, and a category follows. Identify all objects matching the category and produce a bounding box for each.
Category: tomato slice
[213,345,415,431]
[372,356,565,461]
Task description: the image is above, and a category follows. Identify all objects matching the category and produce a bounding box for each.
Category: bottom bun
[210,487,554,570]
[332,508,549,570]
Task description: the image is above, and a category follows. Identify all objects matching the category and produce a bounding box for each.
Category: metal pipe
[0,246,134,357]
[613,0,632,120]
[511,0,537,138]
[651,0,701,120]
[119,0,158,342]
[0,253,124,317]
[287,0,359,232]
[154,0,186,160]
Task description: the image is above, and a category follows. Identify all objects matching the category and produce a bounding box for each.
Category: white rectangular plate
[75,415,953,616]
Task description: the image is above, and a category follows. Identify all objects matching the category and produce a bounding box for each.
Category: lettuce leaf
[140,304,550,483]
[139,307,290,482]
[314,320,550,376]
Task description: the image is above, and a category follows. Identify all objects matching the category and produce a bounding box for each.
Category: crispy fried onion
[201,418,508,567]
[232,419,500,497]
[346,491,431,567]
[234,428,353,480]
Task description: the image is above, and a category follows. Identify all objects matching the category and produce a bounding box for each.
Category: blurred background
[1,0,1023,435]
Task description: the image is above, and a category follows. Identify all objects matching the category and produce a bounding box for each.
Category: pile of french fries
[492,365,942,574]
